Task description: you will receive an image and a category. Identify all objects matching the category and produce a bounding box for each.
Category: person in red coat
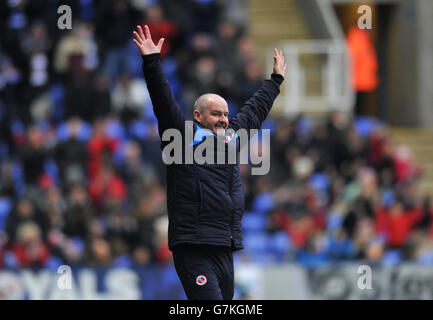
[139,5,178,58]
[88,164,127,212]
[11,222,50,268]
[375,200,422,248]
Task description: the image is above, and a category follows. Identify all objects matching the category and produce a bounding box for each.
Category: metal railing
[268,40,354,116]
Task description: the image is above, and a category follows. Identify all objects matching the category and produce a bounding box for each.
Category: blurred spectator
[111,73,150,124]
[19,125,50,185]
[54,118,89,185]
[5,197,49,244]
[343,167,379,238]
[21,21,52,88]
[0,159,19,197]
[63,184,94,239]
[132,245,152,266]
[41,186,66,230]
[132,185,167,258]
[88,164,127,212]
[393,145,421,184]
[119,140,157,202]
[96,0,140,85]
[190,0,221,33]
[91,74,112,119]
[54,22,98,76]
[62,72,96,122]
[106,202,137,247]
[346,26,379,116]
[11,221,50,268]
[139,4,178,58]
[375,199,422,249]
[239,59,263,104]
[183,55,218,112]
[215,21,241,69]
[84,237,113,267]
[0,50,21,115]
[87,119,118,180]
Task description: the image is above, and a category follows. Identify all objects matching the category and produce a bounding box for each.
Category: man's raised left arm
[229,48,286,132]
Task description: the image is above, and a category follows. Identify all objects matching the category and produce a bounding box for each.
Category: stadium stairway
[389,127,433,197]
[248,0,310,47]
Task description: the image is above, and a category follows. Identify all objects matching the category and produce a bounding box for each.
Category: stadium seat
[243,232,267,253]
[382,249,402,267]
[354,116,382,138]
[242,213,267,234]
[0,197,12,232]
[112,255,134,268]
[104,119,126,140]
[266,232,291,261]
[326,213,343,231]
[309,173,330,194]
[44,256,64,271]
[251,192,275,214]
[50,84,65,124]
[44,159,60,185]
[129,120,149,140]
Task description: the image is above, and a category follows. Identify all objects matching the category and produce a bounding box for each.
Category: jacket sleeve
[229,73,284,132]
[141,53,185,136]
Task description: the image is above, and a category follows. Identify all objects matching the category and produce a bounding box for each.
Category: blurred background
[1,0,433,299]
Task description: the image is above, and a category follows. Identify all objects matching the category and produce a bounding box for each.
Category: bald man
[134,25,286,300]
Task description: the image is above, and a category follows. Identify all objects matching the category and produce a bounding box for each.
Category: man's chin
[215,127,226,136]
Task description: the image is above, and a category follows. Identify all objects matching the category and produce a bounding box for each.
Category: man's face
[194,96,229,135]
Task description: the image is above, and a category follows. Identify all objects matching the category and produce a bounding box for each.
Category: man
[133,25,286,300]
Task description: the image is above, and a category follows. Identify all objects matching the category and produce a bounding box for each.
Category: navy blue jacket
[141,53,284,251]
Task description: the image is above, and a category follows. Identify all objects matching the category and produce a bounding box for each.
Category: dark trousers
[172,245,234,300]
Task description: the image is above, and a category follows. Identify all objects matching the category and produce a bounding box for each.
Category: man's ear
[193,110,201,122]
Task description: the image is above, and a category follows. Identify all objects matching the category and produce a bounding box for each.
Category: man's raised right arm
[133,25,184,135]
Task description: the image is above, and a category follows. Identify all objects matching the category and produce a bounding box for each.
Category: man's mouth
[214,124,226,136]
[215,123,227,129]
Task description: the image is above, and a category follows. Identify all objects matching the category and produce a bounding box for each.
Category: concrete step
[390,127,433,195]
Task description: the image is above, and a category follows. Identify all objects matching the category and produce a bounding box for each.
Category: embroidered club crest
[196,275,207,286]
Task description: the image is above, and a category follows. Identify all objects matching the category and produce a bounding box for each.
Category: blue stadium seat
[266,232,291,261]
[243,232,267,253]
[112,255,134,268]
[44,256,64,271]
[297,116,313,137]
[2,251,18,269]
[327,213,343,231]
[129,120,149,140]
[309,173,330,194]
[251,192,275,214]
[354,116,382,138]
[382,189,395,208]
[242,213,267,234]
[44,159,60,185]
[0,197,12,231]
[104,119,126,140]
[382,249,402,267]
[50,84,65,124]
[248,252,275,264]
[56,120,92,142]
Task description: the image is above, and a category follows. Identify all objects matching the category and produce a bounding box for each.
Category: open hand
[133,25,164,56]
[273,48,286,77]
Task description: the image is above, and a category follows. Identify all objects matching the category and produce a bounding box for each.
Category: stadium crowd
[1,0,433,271]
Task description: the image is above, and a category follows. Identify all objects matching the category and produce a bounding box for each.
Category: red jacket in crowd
[375,205,422,248]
